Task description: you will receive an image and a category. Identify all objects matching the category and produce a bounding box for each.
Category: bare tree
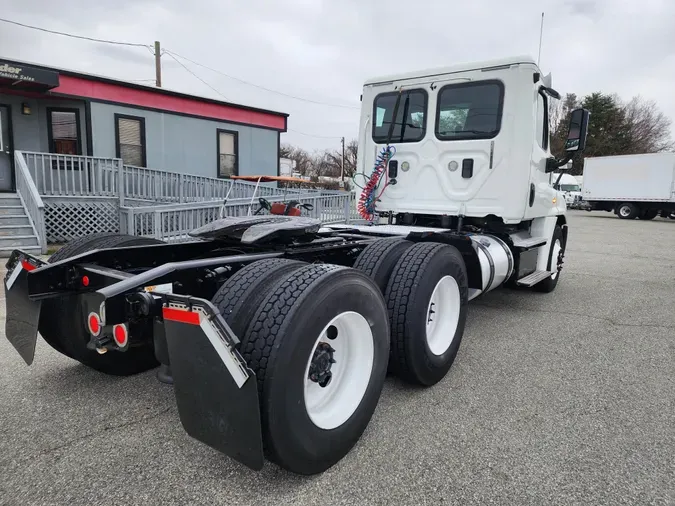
[279,143,315,176]
[282,140,359,181]
[317,140,358,179]
[622,96,675,153]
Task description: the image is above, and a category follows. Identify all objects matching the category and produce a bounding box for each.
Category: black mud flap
[161,296,264,471]
[4,251,46,365]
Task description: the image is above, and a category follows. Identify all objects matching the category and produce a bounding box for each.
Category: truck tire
[211,258,306,339]
[353,237,413,293]
[40,234,164,376]
[240,264,389,475]
[639,209,658,220]
[534,225,565,293]
[616,203,639,219]
[385,242,469,386]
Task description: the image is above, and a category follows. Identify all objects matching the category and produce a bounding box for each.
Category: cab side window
[536,92,549,150]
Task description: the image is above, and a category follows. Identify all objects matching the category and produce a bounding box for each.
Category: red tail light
[88,312,101,336]
[21,260,36,272]
[113,324,128,347]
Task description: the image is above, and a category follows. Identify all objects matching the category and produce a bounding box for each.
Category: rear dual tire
[354,238,469,386]
[384,242,469,386]
[217,261,390,475]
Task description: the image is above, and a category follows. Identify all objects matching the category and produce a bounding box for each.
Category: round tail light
[88,312,101,336]
[113,324,128,348]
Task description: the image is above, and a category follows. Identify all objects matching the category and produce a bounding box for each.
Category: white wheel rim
[425,276,461,356]
[619,206,631,217]
[551,239,562,280]
[303,311,374,430]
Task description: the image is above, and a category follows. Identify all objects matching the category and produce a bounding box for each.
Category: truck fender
[530,215,566,272]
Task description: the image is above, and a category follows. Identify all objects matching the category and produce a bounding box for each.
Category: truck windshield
[372,89,427,143]
[435,81,504,140]
[560,184,581,192]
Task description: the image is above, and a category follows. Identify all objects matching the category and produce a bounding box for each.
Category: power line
[164,49,360,110]
[164,52,229,100]
[165,56,343,140]
[0,16,359,112]
[1,17,350,141]
[287,128,344,139]
[0,17,151,48]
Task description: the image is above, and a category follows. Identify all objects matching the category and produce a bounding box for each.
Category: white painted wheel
[303,311,374,430]
[619,205,631,217]
[425,276,461,356]
[550,239,563,280]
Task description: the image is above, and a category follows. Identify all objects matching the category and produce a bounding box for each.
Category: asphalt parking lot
[1,211,673,506]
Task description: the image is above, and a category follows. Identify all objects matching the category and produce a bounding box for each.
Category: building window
[372,89,427,144]
[115,114,146,167]
[217,129,238,178]
[435,81,504,141]
[47,108,81,156]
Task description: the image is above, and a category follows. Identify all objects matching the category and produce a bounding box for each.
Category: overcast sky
[1,0,674,152]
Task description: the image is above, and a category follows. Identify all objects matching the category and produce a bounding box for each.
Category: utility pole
[340,136,345,183]
[154,40,162,88]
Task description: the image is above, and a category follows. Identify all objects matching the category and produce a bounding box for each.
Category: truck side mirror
[565,108,590,152]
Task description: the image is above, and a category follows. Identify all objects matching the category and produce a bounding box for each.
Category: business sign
[0,61,60,88]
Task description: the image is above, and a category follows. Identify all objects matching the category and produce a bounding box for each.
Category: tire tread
[385,242,448,377]
[211,258,305,338]
[242,263,344,396]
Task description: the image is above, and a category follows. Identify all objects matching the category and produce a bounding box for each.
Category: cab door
[524,88,556,219]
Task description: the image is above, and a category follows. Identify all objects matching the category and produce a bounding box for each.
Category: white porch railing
[122,164,317,203]
[21,151,120,197]
[14,151,47,253]
[14,151,354,246]
[120,193,353,242]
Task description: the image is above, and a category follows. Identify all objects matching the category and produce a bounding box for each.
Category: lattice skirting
[45,200,120,243]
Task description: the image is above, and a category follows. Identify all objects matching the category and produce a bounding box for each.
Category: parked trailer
[582,153,675,219]
[4,55,590,475]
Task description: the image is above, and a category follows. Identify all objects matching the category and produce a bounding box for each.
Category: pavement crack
[3,406,173,466]
[472,303,675,330]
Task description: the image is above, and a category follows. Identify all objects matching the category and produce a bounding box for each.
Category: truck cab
[356,55,585,225]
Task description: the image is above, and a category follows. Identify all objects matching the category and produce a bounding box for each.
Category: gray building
[0,57,288,192]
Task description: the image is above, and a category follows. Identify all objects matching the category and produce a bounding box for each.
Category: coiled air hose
[357,145,396,221]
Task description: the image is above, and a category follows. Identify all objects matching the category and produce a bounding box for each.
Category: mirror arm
[553,153,573,169]
[546,153,573,173]
[541,85,561,100]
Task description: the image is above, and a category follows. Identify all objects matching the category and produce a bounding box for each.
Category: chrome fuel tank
[467,234,514,300]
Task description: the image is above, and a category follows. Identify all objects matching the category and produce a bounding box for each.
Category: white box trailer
[582,153,675,219]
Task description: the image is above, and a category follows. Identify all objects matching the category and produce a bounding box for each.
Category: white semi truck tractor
[3,55,590,476]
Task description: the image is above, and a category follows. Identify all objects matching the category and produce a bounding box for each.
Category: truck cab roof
[363,55,539,86]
